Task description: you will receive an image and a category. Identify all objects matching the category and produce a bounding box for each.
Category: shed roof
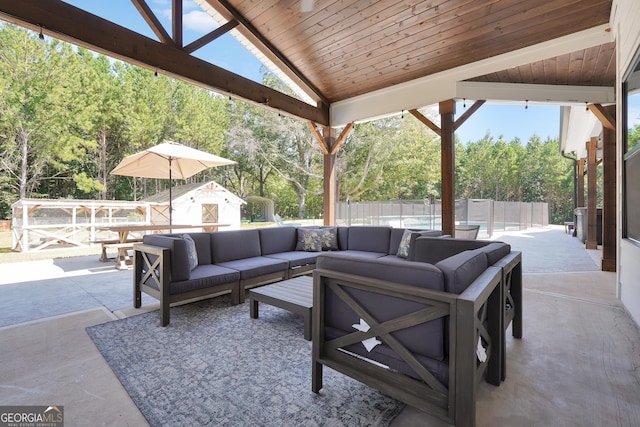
[143,181,245,205]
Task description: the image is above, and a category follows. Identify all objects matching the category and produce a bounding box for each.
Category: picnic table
[98,223,229,269]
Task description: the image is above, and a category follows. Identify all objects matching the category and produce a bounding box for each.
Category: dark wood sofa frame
[133,244,241,326]
[312,265,505,427]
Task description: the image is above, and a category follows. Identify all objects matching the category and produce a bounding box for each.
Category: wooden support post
[586,137,598,250]
[322,126,337,226]
[600,106,616,271]
[440,100,456,237]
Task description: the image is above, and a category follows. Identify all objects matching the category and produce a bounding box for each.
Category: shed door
[202,204,219,224]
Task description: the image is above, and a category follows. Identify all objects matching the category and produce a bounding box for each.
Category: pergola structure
[0,0,617,263]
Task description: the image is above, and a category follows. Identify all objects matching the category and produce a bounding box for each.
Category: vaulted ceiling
[210,0,614,102]
[0,0,615,128]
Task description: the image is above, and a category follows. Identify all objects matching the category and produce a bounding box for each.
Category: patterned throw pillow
[183,234,198,271]
[320,227,339,251]
[396,229,412,258]
[296,228,322,252]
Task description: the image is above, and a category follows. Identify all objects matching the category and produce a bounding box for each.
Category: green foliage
[456,133,574,224]
[0,25,578,224]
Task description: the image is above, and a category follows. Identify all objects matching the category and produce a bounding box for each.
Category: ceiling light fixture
[38,25,45,42]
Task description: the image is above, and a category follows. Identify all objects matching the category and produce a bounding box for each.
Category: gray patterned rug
[86,296,404,427]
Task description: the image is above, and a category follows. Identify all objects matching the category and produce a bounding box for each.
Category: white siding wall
[614,0,640,326]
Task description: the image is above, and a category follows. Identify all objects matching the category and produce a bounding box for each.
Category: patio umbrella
[111,141,235,225]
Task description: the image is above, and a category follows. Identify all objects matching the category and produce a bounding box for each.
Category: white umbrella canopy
[110,141,235,179]
[111,141,236,224]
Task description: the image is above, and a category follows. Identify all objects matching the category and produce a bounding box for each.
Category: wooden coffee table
[249,275,313,340]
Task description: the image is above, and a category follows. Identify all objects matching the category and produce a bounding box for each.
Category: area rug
[86,296,405,427]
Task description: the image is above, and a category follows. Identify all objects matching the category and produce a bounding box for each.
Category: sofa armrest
[133,243,171,325]
[142,235,191,281]
[414,236,488,264]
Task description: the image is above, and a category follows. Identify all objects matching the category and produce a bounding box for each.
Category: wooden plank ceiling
[204,0,614,103]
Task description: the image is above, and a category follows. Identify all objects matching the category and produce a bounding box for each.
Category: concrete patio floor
[1,226,639,426]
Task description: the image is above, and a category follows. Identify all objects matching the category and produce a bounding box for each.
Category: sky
[61,0,562,145]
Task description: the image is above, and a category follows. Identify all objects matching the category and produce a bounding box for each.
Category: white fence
[11,199,150,252]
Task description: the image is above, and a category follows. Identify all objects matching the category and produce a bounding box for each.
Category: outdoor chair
[455,225,480,239]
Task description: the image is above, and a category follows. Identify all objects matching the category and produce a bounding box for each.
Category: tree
[225,100,277,198]
[0,24,95,204]
[337,118,400,201]
[70,49,126,198]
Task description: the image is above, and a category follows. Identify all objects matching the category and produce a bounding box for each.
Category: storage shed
[143,181,245,229]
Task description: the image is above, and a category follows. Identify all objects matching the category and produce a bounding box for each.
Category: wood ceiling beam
[408,109,441,136]
[307,123,329,155]
[208,0,329,108]
[588,103,616,130]
[0,0,329,125]
[457,81,614,105]
[308,122,353,155]
[130,0,172,45]
[172,0,182,47]
[329,123,354,155]
[454,100,486,130]
[184,19,238,54]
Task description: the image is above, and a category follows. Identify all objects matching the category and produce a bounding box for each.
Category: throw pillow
[296,228,322,252]
[320,227,339,251]
[396,229,412,258]
[183,234,198,271]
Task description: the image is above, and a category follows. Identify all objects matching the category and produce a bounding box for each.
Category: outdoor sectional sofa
[132,225,521,426]
[132,225,443,326]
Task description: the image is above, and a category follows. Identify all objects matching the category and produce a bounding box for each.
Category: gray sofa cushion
[414,237,508,265]
[170,264,240,294]
[328,326,449,385]
[317,253,444,291]
[142,235,191,282]
[263,251,317,268]
[335,250,387,259]
[317,254,446,361]
[479,242,511,265]
[347,226,391,253]
[216,256,289,280]
[211,229,261,263]
[259,227,297,254]
[435,249,488,294]
[186,232,213,265]
[337,227,349,250]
